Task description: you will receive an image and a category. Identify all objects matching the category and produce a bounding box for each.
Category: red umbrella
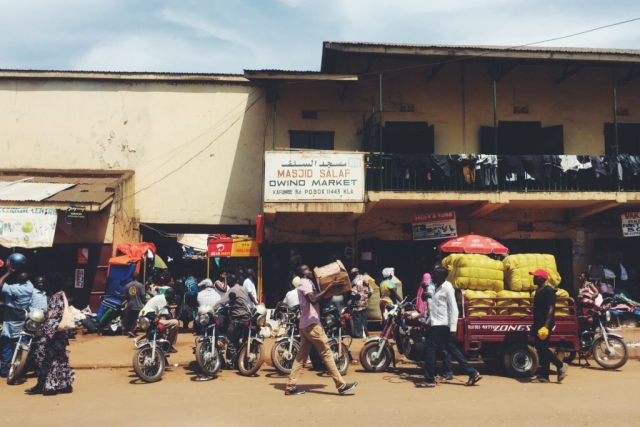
[438,234,509,255]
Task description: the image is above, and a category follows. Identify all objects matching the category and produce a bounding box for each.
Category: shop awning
[0,170,133,211]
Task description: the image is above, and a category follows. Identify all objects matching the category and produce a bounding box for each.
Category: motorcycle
[360,297,425,372]
[230,305,267,376]
[270,302,301,375]
[560,297,629,369]
[132,312,172,382]
[192,304,229,377]
[7,309,46,385]
[307,300,353,375]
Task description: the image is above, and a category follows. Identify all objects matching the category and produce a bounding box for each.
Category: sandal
[466,373,483,386]
[414,381,436,388]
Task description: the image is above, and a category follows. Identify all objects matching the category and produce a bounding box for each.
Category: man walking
[530,269,568,383]
[416,265,481,388]
[285,265,357,396]
[349,268,372,338]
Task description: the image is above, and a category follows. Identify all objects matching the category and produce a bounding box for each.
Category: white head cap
[382,268,394,279]
[292,277,301,288]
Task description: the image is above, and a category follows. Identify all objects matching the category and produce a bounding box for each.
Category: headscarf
[292,277,301,288]
[382,268,394,279]
[416,272,431,315]
[198,279,214,289]
[422,273,431,284]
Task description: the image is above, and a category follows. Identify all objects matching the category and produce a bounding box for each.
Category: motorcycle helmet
[7,253,26,270]
[253,304,268,326]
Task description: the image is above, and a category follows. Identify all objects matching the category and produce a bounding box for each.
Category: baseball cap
[529,269,549,280]
[350,268,359,274]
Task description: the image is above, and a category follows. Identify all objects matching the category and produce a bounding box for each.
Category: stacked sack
[531,288,571,316]
[442,254,504,293]
[465,289,497,316]
[503,254,561,292]
[496,290,532,316]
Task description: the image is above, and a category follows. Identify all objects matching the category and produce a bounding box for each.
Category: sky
[1,0,640,74]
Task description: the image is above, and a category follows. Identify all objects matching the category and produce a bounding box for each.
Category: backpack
[185,276,198,297]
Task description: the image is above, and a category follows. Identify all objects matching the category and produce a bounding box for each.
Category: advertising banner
[412,211,458,241]
[621,212,640,237]
[208,238,259,258]
[264,151,365,202]
[0,207,58,248]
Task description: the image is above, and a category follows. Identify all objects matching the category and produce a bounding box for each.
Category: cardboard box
[313,260,352,299]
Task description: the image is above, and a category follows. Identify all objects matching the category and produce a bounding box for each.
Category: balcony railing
[365,154,640,192]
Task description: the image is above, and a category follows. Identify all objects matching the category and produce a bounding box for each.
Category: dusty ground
[1,331,639,427]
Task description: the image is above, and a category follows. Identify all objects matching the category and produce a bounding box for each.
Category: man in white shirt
[416,265,481,388]
[243,269,259,310]
[283,277,301,307]
[139,288,179,352]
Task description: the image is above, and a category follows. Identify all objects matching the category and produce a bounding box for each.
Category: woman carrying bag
[26,272,75,396]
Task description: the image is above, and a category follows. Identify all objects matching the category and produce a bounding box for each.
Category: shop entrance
[261,242,352,307]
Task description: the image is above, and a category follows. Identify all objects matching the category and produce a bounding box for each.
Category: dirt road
[1,345,639,427]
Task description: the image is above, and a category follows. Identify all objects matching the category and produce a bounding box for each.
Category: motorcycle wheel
[329,341,349,376]
[196,340,222,377]
[503,344,539,378]
[271,339,300,375]
[592,336,628,369]
[237,342,264,376]
[359,341,392,373]
[7,346,28,385]
[132,347,165,383]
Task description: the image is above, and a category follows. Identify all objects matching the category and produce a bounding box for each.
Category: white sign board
[0,207,58,248]
[412,211,458,241]
[621,212,640,237]
[264,151,365,202]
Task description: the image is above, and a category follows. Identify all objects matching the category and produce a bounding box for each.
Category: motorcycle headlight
[137,316,151,331]
[606,311,611,322]
[197,314,210,326]
[25,319,40,332]
[257,315,266,327]
[324,315,334,327]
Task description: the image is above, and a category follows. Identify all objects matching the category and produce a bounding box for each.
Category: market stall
[207,236,262,300]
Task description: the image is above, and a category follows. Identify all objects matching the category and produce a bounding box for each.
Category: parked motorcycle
[132,312,172,382]
[271,303,301,375]
[360,297,426,372]
[231,305,267,376]
[560,297,629,369]
[7,309,46,385]
[193,304,229,377]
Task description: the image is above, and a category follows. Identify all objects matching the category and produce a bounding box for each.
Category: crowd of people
[0,253,75,395]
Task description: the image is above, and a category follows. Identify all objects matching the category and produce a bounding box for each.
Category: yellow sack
[496,290,532,307]
[465,290,496,307]
[469,308,489,316]
[503,254,562,291]
[443,254,504,293]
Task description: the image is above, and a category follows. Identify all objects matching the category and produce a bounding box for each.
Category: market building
[252,42,640,303]
[0,71,268,307]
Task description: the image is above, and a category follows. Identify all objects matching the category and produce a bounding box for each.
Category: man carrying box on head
[284,265,357,396]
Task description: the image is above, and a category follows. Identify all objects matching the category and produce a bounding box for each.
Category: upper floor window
[480,121,564,155]
[604,123,640,155]
[289,130,334,150]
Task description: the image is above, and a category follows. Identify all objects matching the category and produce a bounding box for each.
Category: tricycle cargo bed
[457,297,580,351]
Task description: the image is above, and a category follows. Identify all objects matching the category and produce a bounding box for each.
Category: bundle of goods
[464,290,497,316]
[442,254,504,293]
[313,260,352,299]
[532,288,571,316]
[496,290,532,316]
[503,254,561,292]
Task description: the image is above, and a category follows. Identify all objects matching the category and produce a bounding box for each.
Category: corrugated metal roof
[0,181,75,201]
[324,41,640,56]
[0,171,129,206]
[0,69,250,83]
[243,69,358,81]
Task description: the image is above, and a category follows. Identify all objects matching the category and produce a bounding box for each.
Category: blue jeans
[424,326,477,383]
[0,336,18,377]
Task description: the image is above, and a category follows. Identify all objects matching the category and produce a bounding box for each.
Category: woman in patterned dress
[26,272,75,395]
